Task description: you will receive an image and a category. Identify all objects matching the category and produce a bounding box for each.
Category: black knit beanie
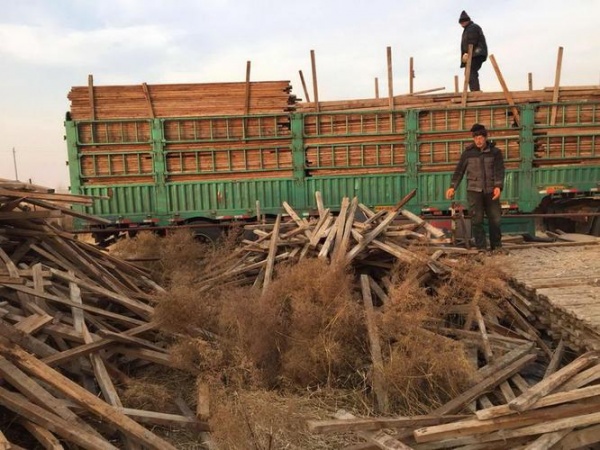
[470,123,488,136]
[459,10,471,23]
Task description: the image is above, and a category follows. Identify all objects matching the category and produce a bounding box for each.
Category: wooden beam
[461,44,474,106]
[409,57,414,94]
[262,214,281,294]
[141,83,155,118]
[550,46,564,126]
[361,274,389,414]
[298,70,310,103]
[310,50,320,113]
[508,351,600,412]
[387,46,394,110]
[87,74,96,121]
[488,54,521,126]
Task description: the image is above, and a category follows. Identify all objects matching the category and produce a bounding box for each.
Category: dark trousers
[467,190,502,250]
[469,57,485,91]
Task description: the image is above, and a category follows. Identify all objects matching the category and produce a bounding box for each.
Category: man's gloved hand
[445,187,455,199]
[461,53,469,64]
[492,187,501,200]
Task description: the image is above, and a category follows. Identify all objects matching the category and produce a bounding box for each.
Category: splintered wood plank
[0,339,177,450]
[49,269,153,319]
[20,419,65,449]
[14,313,53,334]
[432,353,537,416]
[42,322,156,367]
[0,356,104,438]
[262,213,281,294]
[319,197,348,260]
[0,387,117,450]
[5,284,145,327]
[416,401,600,443]
[508,351,600,412]
[361,274,389,414]
[0,430,8,450]
[118,407,209,431]
[307,414,469,434]
[0,318,57,358]
[332,197,358,264]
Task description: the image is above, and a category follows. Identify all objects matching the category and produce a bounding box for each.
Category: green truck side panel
[68,101,600,228]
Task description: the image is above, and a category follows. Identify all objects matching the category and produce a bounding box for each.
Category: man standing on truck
[459,10,488,91]
[445,123,505,252]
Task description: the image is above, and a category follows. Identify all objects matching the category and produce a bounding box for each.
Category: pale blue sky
[1,0,599,190]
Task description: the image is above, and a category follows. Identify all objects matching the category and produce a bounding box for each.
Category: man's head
[470,123,488,149]
[459,10,471,27]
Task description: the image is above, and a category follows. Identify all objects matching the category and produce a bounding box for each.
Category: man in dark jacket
[446,123,505,251]
[459,10,487,91]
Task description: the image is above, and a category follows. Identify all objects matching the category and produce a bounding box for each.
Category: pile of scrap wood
[185,191,599,449]
[0,179,208,449]
[307,349,600,449]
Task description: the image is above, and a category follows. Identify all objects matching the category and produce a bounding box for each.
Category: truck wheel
[188,221,223,244]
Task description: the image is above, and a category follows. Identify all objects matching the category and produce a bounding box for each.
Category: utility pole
[12,147,19,180]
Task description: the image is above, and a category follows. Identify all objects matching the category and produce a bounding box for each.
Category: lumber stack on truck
[64,77,600,240]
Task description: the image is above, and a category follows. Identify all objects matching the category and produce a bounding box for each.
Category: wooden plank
[6,284,146,327]
[118,407,209,431]
[307,414,469,434]
[476,383,600,420]
[508,351,599,412]
[0,339,177,450]
[461,44,473,106]
[361,274,389,414]
[415,401,600,443]
[544,339,565,378]
[0,356,104,439]
[488,54,521,126]
[431,353,536,415]
[42,322,156,367]
[550,46,564,126]
[88,74,96,120]
[141,83,155,118]
[20,419,65,449]
[0,387,117,450]
[262,213,281,294]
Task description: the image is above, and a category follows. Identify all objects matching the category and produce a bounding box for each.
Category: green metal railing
[75,119,152,145]
[161,114,291,143]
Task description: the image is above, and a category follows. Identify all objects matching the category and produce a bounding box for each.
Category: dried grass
[113,231,519,447]
[221,259,367,390]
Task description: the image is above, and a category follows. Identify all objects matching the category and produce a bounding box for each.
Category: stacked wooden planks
[0,179,208,449]
[70,79,296,185]
[70,77,600,186]
[501,243,600,353]
[299,85,600,175]
[68,80,295,120]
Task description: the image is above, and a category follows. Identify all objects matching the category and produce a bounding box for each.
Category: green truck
[65,81,600,244]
